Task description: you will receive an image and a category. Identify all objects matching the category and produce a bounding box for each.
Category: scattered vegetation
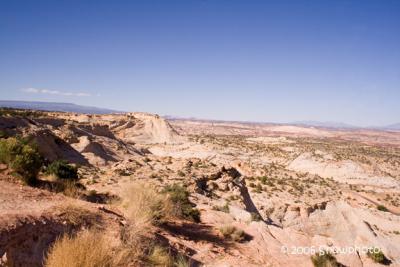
[0,108,44,118]
[3,111,399,266]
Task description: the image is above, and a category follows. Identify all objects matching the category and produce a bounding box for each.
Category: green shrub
[12,145,43,184]
[367,248,388,264]
[254,183,263,193]
[259,176,267,184]
[182,205,200,222]
[0,130,7,138]
[116,169,131,176]
[219,225,245,242]
[311,252,340,267]
[212,203,230,213]
[377,205,389,212]
[0,137,22,163]
[0,137,42,185]
[163,184,200,222]
[46,160,78,180]
[250,212,262,221]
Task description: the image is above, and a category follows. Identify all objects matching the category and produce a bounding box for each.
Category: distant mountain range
[167,116,400,131]
[291,121,358,129]
[292,121,400,131]
[0,100,119,114]
[382,123,400,131]
[1,100,399,131]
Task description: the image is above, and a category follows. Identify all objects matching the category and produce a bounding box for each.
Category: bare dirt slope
[0,176,123,267]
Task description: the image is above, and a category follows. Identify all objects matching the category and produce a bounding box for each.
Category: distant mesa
[383,123,400,131]
[0,100,119,114]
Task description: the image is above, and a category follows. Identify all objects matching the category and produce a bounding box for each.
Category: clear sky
[0,0,399,126]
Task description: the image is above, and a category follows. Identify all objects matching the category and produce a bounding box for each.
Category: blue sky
[0,0,399,126]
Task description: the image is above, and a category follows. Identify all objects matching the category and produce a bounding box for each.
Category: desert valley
[0,108,399,267]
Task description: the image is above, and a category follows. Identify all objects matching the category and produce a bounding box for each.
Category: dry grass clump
[114,182,176,265]
[56,202,101,227]
[146,245,190,267]
[38,178,83,199]
[121,182,175,228]
[212,202,230,213]
[112,227,154,266]
[174,255,190,267]
[47,183,190,267]
[45,228,190,267]
[116,183,194,266]
[60,180,82,198]
[147,245,174,266]
[114,232,190,266]
[44,230,112,267]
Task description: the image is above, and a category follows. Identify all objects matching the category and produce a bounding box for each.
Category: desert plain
[0,109,399,267]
